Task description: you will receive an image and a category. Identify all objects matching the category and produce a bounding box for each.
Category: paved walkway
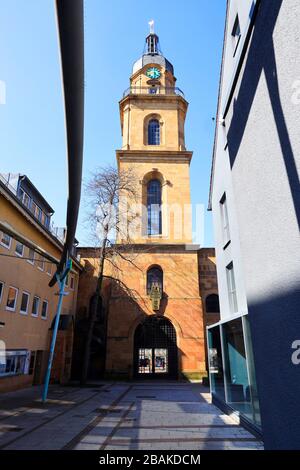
[0,382,263,450]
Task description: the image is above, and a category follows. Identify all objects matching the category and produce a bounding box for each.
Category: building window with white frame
[32,296,40,317]
[0,231,11,249]
[41,212,46,225]
[28,352,36,375]
[15,242,24,257]
[44,214,50,229]
[6,287,18,311]
[41,300,48,319]
[0,350,28,377]
[20,292,30,315]
[37,255,44,271]
[19,188,31,209]
[27,248,35,264]
[46,262,52,276]
[226,262,238,313]
[36,206,42,222]
[220,193,230,246]
[31,201,37,216]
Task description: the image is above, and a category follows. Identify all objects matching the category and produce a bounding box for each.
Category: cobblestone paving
[0,382,264,450]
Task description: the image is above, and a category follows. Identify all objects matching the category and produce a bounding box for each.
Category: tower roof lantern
[145,21,161,55]
[145,33,161,55]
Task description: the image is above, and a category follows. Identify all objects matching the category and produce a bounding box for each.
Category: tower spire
[145,20,160,55]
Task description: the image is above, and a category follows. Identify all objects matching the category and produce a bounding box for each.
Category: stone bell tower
[104,23,205,381]
[117,21,193,244]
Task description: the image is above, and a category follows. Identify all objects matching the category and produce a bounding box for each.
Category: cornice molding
[116,149,193,164]
[77,243,200,254]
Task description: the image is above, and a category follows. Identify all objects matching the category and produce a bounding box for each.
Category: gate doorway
[134,316,178,379]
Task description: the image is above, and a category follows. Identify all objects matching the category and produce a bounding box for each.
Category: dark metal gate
[133,316,178,379]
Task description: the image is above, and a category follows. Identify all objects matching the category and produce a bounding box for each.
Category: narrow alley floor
[0,382,263,450]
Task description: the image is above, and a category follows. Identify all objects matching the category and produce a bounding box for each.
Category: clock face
[146,67,161,79]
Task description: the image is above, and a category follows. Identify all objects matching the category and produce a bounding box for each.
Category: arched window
[147,179,162,235]
[148,119,160,145]
[147,266,163,295]
[205,294,220,313]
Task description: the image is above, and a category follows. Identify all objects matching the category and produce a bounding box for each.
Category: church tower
[117,25,192,244]
[104,24,206,380]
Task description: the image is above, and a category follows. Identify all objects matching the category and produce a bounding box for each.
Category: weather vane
[149,19,154,34]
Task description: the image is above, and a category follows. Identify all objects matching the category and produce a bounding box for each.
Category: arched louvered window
[148,119,160,145]
[147,266,163,295]
[147,179,162,235]
[205,294,220,313]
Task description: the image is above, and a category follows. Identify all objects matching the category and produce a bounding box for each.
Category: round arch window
[147,266,163,295]
[205,294,220,313]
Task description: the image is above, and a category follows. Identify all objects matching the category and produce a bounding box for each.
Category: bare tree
[80,165,139,384]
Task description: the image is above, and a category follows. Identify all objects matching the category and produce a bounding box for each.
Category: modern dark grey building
[208,0,300,449]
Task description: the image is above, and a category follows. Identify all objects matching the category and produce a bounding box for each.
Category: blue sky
[0,0,226,247]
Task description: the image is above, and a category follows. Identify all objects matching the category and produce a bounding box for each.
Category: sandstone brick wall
[198,248,220,370]
[198,248,220,324]
[76,246,207,380]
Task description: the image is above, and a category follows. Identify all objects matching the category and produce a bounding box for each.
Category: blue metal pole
[42,260,71,403]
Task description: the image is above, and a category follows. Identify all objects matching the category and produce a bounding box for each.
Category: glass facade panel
[222,318,252,416]
[243,315,261,426]
[208,325,225,400]
[208,316,261,429]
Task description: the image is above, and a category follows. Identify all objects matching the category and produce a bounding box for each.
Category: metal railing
[122,86,185,99]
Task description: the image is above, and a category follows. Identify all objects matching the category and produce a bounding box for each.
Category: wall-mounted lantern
[149,282,162,311]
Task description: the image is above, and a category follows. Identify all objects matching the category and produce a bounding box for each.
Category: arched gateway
[133,316,178,379]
